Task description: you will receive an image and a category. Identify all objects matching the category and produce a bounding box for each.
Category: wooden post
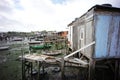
[24,61,30,80]
[38,61,41,80]
[61,57,65,80]
[42,65,44,75]
[30,62,33,80]
[114,59,119,80]
[118,59,120,80]
[22,59,25,80]
[88,59,95,80]
[21,49,25,80]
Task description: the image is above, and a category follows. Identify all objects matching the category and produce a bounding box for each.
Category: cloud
[0,0,120,32]
[0,0,13,13]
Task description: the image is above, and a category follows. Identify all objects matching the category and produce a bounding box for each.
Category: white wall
[68,26,73,49]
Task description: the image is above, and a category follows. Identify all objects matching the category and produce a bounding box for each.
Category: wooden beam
[88,59,95,80]
[65,58,88,65]
[64,41,95,59]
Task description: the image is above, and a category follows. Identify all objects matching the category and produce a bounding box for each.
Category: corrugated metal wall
[109,16,120,57]
[95,13,120,58]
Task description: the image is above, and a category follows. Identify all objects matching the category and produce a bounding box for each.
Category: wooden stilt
[30,62,33,80]
[22,59,25,80]
[21,49,25,80]
[38,62,41,80]
[88,59,95,80]
[42,62,44,74]
[102,69,104,80]
[61,57,65,80]
[118,60,120,80]
[114,60,119,80]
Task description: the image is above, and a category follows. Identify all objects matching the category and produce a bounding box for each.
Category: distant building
[57,31,68,38]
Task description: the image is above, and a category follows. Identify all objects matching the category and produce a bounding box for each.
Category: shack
[65,4,120,80]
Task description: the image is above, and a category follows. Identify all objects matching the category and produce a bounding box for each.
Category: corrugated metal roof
[68,5,120,27]
[89,5,120,12]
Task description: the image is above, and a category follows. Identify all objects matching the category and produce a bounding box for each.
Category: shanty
[0,1,120,80]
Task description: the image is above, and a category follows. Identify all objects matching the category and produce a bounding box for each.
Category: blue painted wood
[109,16,120,58]
[95,15,112,58]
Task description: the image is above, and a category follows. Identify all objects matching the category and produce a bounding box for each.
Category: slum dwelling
[65,4,120,80]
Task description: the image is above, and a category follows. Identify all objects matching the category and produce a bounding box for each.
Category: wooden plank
[65,58,88,65]
[65,62,88,68]
[64,41,95,59]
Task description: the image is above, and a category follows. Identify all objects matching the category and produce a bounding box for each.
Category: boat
[12,38,23,41]
[43,50,62,56]
[0,46,9,50]
[30,44,52,50]
[28,41,42,44]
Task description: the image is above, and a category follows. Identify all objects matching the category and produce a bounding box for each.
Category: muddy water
[0,40,115,80]
[30,66,88,80]
[0,39,29,80]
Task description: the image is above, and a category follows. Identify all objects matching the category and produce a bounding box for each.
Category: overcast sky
[0,0,120,32]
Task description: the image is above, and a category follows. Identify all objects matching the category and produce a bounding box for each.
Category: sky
[0,0,120,32]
